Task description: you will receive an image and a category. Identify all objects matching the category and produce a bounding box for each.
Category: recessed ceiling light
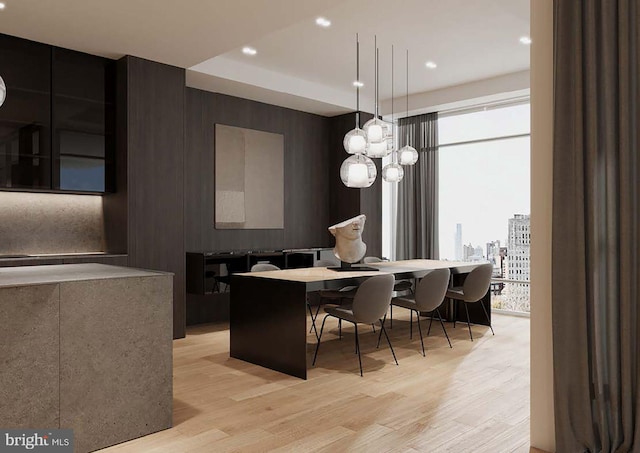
[242,46,257,56]
[315,17,331,28]
[425,61,437,69]
[520,36,532,45]
[353,80,364,88]
[0,3,6,9]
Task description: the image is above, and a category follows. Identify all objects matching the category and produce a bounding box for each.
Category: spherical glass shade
[366,140,390,158]
[343,127,367,154]
[382,162,404,182]
[340,154,377,188]
[363,117,390,144]
[398,145,419,165]
[0,76,6,107]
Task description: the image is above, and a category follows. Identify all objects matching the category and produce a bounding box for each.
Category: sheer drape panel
[396,113,439,260]
[552,1,640,451]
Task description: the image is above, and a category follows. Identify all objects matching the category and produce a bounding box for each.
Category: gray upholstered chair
[446,263,494,341]
[250,263,280,272]
[385,268,452,356]
[300,259,356,339]
[312,259,359,337]
[363,256,413,328]
[312,274,397,376]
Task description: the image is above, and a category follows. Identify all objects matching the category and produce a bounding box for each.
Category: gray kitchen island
[0,263,173,453]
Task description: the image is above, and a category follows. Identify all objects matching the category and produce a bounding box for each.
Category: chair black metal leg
[453,299,457,328]
[371,323,376,333]
[410,309,413,339]
[479,301,495,335]
[307,303,319,340]
[376,313,386,348]
[415,310,425,357]
[427,313,434,336]
[390,304,393,328]
[339,319,342,340]
[355,323,363,376]
[464,302,473,341]
[436,308,452,348]
[379,320,398,365]
[312,314,331,366]
[308,303,321,334]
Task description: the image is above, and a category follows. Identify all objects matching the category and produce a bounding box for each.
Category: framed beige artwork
[214,124,284,229]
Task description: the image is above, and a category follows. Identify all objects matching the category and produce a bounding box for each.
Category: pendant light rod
[355,33,360,126]
[405,48,410,142]
[391,45,396,163]
[374,35,378,119]
[406,49,409,117]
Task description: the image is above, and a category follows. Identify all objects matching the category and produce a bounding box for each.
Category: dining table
[230,259,491,379]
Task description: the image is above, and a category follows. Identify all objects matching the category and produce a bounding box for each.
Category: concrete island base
[0,264,173,453]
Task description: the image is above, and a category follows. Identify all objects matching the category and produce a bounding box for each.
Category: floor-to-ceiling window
[439,100,531,313]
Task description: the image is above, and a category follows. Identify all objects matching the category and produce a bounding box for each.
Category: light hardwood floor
[101,310,530,452]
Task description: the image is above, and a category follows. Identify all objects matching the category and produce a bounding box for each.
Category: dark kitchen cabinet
[0,33,115,193]
[0,34,51,189]
[52,48,116,192]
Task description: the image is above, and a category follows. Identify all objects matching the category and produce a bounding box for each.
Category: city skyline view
[437,103,530,260]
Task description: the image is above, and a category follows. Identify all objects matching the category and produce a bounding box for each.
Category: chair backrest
[315,259,338,267]
[462,263,493,302]
[251,263,280,272]
[363,256,383,264]
[414,268,451,312]
[351,274,394,324]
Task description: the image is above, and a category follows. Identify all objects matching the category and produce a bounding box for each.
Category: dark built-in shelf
[186,249,328,296]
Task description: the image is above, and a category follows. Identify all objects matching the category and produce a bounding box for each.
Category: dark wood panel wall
[328,112,382,258]
[184,89,333,253]
[116,56,186,339]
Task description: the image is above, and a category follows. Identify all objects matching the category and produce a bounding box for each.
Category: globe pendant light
[383,45,404,183]
[382,162,404,182]
[340,153,377,188]
[399,145,418,165]
[398,49,419,166]
[0,76,6,107]
[364,37,391,157]
[343,34,368,154]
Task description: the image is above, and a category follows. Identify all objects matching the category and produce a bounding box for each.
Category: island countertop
[0,263,171,289]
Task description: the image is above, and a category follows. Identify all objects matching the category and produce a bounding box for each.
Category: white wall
[530,0,555,451]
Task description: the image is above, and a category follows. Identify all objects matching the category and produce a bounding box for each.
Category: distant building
[454,223,463,260]
[499,246,508,278]
[463,243,474,261]
[507,214,530,282]
[463,243,484,262]
[486,240,503,277]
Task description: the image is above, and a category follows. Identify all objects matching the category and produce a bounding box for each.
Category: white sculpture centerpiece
[327,214,378,271]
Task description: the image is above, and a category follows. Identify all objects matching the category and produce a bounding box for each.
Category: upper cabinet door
[0,34,52,190]
[52,47,116,193]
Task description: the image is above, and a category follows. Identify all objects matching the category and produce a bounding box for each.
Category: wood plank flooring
[101,311,530,452]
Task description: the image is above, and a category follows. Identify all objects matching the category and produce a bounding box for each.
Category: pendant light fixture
[398,49,419,166]
[343,34,367,155]
[364,36,391,158]
[340,33,377,188]
[340,153,377,187]
[382,45,404,183]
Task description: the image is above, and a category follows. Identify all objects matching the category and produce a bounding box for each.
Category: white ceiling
[0,0,530,116]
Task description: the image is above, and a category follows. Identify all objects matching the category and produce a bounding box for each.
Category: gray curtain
[395,112,439,260]
[553,1,640,451]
